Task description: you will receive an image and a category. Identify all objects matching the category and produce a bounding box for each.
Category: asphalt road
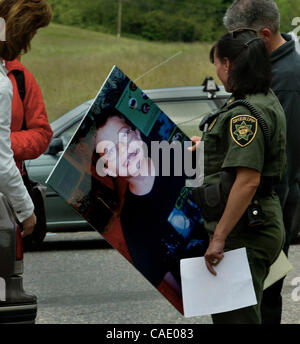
[23,232,300,324]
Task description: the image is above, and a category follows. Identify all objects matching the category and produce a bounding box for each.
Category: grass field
[21,23,219,122]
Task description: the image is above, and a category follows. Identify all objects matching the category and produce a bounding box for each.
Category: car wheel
[291,223,300,244]
[23,206,47,251]
[288,184,300,245]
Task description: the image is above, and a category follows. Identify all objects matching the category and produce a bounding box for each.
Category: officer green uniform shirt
[202,90,286,264]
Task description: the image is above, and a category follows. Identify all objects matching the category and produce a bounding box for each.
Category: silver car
[25,79,230,245]
[25,78,300,246]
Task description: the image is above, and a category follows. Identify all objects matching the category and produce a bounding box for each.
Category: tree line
[47,0,300,42]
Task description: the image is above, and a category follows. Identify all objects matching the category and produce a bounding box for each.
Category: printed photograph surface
[47,66,208,314]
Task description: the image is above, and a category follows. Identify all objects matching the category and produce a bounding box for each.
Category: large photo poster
[46,66,208,314]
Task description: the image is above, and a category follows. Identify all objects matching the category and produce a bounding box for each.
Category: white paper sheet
[180,248,257,318]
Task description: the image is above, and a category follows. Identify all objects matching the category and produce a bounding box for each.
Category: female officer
[191,30,286,323]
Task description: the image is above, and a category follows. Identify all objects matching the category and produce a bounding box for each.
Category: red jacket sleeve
[10,68,53,161]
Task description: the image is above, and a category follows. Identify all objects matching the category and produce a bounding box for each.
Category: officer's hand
[204,237,225,276]
[21,212,37,238]
[188,136,201,152]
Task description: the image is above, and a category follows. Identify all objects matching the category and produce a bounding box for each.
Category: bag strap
[12,69,26,102]
[12,69,28,173]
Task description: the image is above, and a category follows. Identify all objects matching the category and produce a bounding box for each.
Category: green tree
[47,0,228,41]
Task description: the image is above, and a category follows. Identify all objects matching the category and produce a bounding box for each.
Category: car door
[25,112,92,231]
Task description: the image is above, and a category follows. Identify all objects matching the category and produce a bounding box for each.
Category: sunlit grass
[21,23,218,122]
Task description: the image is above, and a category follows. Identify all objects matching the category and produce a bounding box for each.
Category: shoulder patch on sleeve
[230,114,258,147]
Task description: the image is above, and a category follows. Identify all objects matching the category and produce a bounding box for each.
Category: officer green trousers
[206,194,285,324]
[212,248,270,324]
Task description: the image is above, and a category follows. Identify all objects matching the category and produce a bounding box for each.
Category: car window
[157,99,218,138]
[59,121,81,148]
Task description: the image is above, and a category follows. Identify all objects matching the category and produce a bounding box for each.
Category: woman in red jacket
[5,58,53,175]
[6,58,53,248]
[0,0,52,240]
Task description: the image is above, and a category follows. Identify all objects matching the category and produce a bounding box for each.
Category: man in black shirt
[223,0,300,324]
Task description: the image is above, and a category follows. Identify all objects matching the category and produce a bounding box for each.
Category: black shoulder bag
[12,69,47,249]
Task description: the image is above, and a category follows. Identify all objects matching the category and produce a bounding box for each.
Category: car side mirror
[45,138,64,155]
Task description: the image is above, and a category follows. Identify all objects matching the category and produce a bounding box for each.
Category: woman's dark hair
[0,0,52,60]
[94,108,126,130]
[210,30,271,98]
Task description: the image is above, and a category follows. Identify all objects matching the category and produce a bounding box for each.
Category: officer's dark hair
[210,30,271,98]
